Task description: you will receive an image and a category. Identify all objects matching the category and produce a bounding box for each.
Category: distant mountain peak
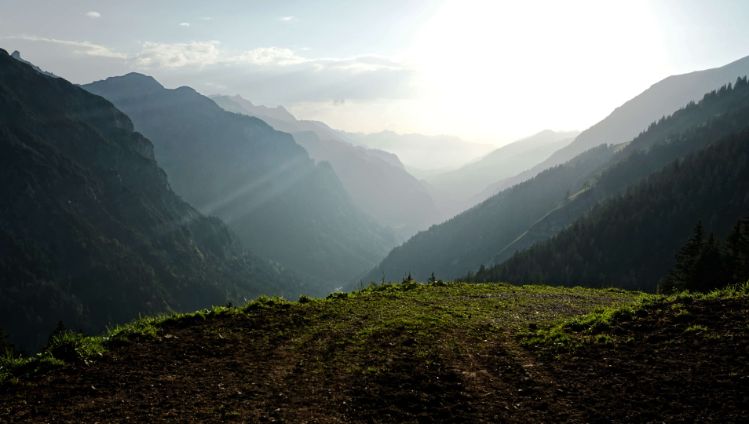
[7,49,58,78]
[89,72,165,96]
[120,72,164,88]
[229,94,255,106]
[210,94,297,124]
[226,94,292,116]
[0,52,303,351]
[175,85,199,94]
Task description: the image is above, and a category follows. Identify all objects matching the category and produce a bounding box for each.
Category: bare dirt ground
[1,284,746,423]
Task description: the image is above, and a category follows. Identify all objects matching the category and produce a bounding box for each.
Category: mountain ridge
[0,48,300,351]
[85,74,395,289]
[489,77,749,268]
[368,69,749,283]
[425,129,579,220]
[474,79,749,289]
[483,53,749,197]
[211,94,439,238]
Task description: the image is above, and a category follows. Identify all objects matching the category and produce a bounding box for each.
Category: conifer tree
[660,222,705,292]
[690,234,727,292]
[661,218,749,293]
[0,327,13,355]
[726,219,749,283]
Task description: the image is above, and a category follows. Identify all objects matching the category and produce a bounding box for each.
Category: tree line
[660,219,749,292]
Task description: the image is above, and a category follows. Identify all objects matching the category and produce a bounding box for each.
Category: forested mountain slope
[370,78,749,283]
[477,120,749,290]
[492,79,749,265]
[483,54,749,197]
[366,145,616,282]
[0,49,299,351]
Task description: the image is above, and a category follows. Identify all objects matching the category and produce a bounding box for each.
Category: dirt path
[2,285,746,422]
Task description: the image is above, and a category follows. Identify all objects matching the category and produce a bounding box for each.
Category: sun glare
[407,0,667,143]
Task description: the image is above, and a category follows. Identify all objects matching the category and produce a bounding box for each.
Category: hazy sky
[2,0,749,144]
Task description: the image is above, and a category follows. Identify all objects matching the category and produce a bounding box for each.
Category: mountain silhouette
[368,62,749,283]
[343,130,493,173]
[0,49,300,351]
[85,75,395,289]
[484,54,749,197]
[211,94,439,238]
[425,130,579,220]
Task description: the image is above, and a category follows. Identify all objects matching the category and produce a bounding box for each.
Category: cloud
[85,11,101,19]
[179,22,191,27]
[3,34,414,104]
[134,41,221,68]
[3,35,126,59]
[279,16,296,22]
[128,42,413,103]
[212,51,413,104]
[233,47,305,66]
[231,47,405,73]
[318,56,404,73]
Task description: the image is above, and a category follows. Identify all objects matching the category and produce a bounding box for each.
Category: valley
[2,3,749,421]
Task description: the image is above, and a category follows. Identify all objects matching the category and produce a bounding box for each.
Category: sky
[2,0,749,145]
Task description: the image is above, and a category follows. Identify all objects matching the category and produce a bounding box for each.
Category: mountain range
[424,130,579,220]
[211,95,439,238]
[0,49,300,351]
[367,144,616,282]
[84,74,395,290]
[483,54,749,198]
[4,43,749,351]
[342,130,493,173]
[368,57,749,284]
[474,78,749,290]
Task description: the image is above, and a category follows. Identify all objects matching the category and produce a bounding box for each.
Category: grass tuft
[521,283,749,355]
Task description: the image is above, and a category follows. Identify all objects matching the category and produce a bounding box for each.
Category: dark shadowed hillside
[490,79,749,266]
[475,125,749,290]
[371,78,749,284]
[84,76,395,289]
[0,49,300,352]
[367,145,616,282]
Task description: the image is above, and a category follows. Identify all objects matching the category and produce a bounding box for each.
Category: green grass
[684,324,709,333]
[0,350,64,385]
[0,281,684,384]
[0,305,243,383]
[521,281,749,354]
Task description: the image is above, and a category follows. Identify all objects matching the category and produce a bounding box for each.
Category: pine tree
[726,219,749,283]
[660,222,705,292]
[46,320,66,348]
[661,218,749,293]
[690,234,727,292]
[0,327,13,355]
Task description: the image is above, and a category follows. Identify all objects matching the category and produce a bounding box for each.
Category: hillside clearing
[1,282,747,423]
